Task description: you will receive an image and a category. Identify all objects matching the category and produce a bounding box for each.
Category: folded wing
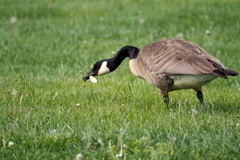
[138,39,228,79]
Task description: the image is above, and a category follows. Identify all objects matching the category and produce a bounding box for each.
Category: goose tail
[211,69,239,79]
[223,69,239,76]
[208,59,239,79]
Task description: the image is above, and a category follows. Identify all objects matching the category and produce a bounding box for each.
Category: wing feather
[137,39,226,76]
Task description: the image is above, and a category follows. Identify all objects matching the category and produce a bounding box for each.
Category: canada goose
[83,39,239,110]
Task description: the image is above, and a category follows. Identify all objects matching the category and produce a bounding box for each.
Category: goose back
[137,39,226,77]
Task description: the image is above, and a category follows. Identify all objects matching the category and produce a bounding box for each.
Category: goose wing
[138,39,226,77]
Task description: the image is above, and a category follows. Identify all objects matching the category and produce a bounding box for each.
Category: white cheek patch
[89,76,97,83]
[98,61,110,75]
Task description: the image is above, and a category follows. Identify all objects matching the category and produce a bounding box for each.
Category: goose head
[83,59,111,81]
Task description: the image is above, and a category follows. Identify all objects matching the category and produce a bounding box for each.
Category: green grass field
[0,0,240,159]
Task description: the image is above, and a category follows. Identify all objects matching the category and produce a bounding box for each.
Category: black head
[83,59,110,81]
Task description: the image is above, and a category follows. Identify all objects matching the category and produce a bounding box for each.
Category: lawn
[0,0,240,159]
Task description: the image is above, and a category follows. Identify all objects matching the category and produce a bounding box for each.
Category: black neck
[108,46,140,71]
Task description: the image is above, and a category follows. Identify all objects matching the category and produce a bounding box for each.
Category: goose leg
[163,96,169,104]
[194,88,205,111]
[158,89,169,107]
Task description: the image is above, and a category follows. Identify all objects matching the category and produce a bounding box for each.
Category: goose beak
[83,71,94,81]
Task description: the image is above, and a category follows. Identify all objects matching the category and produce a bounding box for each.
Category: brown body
[129,39,233,105]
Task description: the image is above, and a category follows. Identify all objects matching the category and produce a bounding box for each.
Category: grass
[0,0,240,159]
